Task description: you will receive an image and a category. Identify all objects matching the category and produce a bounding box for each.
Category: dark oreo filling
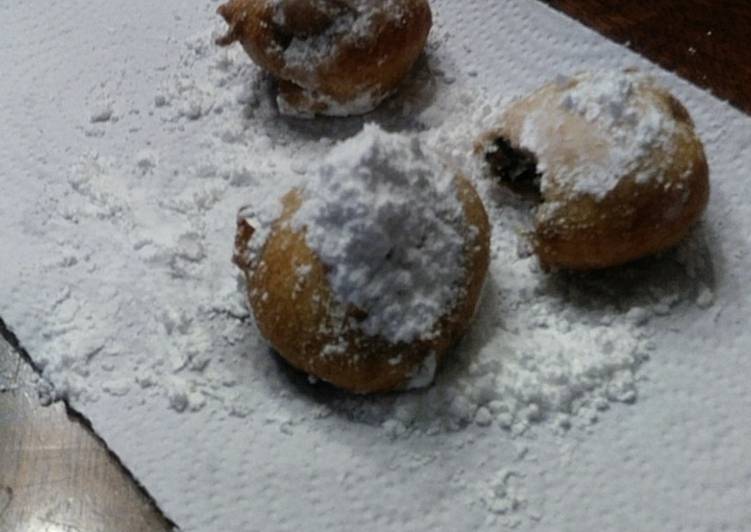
[485,137,542,200]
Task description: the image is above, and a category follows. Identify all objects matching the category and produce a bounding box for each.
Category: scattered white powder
[407,352,437,389]
[518,71,677,199]
[277,7,356,71]
[695,284,715,308]
[478,469,526,518]
[276,86,387,118]
[292,124,466,343]
[1,4,731,531]
[18,28,702,436]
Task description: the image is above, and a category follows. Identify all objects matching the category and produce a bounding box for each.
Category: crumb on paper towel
[90,105,114,123]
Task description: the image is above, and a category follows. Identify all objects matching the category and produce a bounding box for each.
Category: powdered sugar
[518,71,676,199]
[6,21,686,432]
[406,351,437,389]
[292,124,466,343]
[269,0,408,115]
[276,86,387,117]
[276,0,405,69]
[1,1,743,530]
[278,7,357,71]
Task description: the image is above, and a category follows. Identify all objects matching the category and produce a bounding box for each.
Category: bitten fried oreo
[477,71,709,270]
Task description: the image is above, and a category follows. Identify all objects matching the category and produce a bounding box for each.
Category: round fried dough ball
[234,127,490,394]
[477,70,709,270]
[216,0,432,117]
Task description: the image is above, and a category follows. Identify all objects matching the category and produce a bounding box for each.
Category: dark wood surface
[0,3,749,532]
[546,0,751,115]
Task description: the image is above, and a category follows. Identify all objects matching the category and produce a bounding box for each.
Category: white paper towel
[2,1,750,531]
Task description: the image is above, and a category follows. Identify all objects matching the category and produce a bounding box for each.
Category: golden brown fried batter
[217,0,432,116]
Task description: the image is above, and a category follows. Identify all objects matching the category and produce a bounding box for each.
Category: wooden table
[546,0,751,115]
[1,2,748,531]
[0,332,173,531]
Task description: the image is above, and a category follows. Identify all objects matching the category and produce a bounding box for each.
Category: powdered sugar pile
[292,124,466,343]
[518,70,677,199]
